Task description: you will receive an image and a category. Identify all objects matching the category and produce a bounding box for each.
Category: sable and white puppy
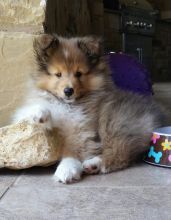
[13,34,165,183]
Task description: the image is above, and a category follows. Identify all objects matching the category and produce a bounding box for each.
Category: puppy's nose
[64,87,74,97]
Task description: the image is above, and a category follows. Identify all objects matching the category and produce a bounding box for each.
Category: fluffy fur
[13,34,166,183]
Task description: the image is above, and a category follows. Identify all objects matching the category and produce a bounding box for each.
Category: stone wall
[0,0,45,126]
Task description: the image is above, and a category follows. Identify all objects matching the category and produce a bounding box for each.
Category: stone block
[0,32,37,126]
[0,121,61,169]
[0,0,45,29]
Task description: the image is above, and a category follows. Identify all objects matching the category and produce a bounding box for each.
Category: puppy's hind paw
[53,158,83,184]
[83,156,102,174]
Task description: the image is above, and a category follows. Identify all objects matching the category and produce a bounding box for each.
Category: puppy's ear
[77,36,104,65]
[33,34,59,71]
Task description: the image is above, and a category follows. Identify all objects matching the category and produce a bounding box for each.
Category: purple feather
[108,53,153,96]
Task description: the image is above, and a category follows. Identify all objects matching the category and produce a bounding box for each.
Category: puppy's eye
[55,73,62,78]
[75,71,82,78]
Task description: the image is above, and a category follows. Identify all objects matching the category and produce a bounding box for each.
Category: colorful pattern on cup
[148,146,162,163]
[144,127,171,167]
[161,139,171,151]
[151,133,160,144]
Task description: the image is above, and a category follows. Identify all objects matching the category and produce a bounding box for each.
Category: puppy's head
[33,34,107,103]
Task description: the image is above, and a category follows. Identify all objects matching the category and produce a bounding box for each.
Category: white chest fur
[27,90,93,142]
[48,100,87,129]
[47,99,93,144]
[35,90,88,130]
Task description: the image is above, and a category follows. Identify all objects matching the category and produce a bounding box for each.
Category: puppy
[13,34,165,183]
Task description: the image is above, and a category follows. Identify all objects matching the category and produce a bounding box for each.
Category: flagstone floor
[0,163,171,220]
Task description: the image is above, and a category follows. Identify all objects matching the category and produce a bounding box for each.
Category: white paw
[53,158,83,184]
[13,106,52,130]
[31,109,52,130]
[83,156,102,174]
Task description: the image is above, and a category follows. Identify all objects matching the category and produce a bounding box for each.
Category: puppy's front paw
[31,109,52,130]
[83,156,102,174]
[53,158,83,184]
[14,106,52,130]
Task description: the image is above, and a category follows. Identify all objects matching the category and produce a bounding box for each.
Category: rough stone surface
[0,0,45,30]
[0,121,61,169]
[0,32,37,126]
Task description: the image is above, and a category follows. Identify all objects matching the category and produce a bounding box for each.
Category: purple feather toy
[108,53,153,96]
